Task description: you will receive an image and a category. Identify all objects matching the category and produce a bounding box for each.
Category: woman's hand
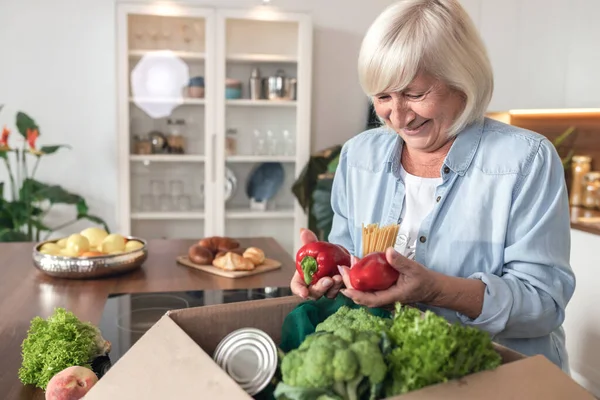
[289,229,345,300]
[338,247,442,308]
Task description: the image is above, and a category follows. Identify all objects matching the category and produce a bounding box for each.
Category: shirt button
[443,166,450,174]
[419,236,426,243]
[436,196,441,202]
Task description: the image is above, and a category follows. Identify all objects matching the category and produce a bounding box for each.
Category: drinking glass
[169,179,184,196]
[158,194,172,211]
[173,195,191,211]
[252,129,266,156]
[140,194,154,211]
[282,130,295,156]
[266,130,279,156]
[150,180,165,196]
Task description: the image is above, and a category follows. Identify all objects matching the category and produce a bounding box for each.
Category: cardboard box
[85,296,596,399]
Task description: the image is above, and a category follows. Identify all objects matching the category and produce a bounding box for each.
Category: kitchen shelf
[128,49,206,61]
[131,212,205,220]
[130,155,206,163]
[225,209,295,219]
[226,53,297,64]
[129,97,205,105]
[226,99,296,107]
[226,155,295,163]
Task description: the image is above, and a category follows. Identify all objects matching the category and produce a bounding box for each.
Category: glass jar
[226,128,237,156]
[570,155,592,206]
[582,172,600,209]
[167,119,186,154]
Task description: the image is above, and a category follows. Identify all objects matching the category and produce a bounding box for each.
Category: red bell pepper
[348,252,399,292]
[296,241,351,286]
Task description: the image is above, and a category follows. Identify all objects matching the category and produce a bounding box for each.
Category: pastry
[197,236,240,255]
[215,247,245,259]
[215,237,240,252]
[243,247,265,266]
[188,244,214,265]
[197,238,217,253]
[212,252,255,271]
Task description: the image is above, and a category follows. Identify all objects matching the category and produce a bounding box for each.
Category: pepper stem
[301,256,318,285]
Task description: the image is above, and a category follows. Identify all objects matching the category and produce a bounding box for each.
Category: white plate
[130,50,190,119]
[225,167,237,202]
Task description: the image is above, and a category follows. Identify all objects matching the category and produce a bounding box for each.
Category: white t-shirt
[394,166,443,259]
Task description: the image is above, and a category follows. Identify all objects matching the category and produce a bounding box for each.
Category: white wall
[0,0,397,236]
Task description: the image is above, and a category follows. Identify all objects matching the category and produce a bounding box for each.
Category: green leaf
[76,198,89,216]
[273,382,342,400]
[39,145,71,156]
[553,126,576,149]
[21,178,82,205]
[0,181,3,199]
[0,229,30,242]
[77,213,110,233]
[0,150,7,160]
[16,111,39,138]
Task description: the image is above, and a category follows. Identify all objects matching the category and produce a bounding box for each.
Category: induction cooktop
[98,287,293,363]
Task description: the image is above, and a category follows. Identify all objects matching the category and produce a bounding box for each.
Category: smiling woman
[289,0,576,376]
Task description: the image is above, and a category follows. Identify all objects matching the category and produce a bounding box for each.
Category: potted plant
[0,106,109,242]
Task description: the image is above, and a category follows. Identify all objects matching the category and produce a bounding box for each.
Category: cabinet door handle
[211,132,217,183]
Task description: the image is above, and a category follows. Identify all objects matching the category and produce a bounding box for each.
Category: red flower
[0,126,9,149]
[26,128,39,151]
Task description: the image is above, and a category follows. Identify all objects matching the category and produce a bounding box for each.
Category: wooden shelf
[131,212,205,220]
[128,50,205,61]
[225,209,295,219]
[226,53,297,63]
[226,99,295,107]
[130,155,205,162]
[226,155,295,163]
[129,97,205,105]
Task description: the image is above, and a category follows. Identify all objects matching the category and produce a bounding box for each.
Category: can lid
[213,328,278,396]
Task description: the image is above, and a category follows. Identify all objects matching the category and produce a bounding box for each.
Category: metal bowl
[32,236,148,279]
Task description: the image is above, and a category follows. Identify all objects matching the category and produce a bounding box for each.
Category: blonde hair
[358,0,493,137]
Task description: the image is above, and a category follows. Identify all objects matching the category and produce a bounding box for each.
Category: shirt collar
[388,118,485,178]
[443,118,485,176]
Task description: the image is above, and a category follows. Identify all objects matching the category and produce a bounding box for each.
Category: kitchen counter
[0,237,295,400]
[571,206,600,236]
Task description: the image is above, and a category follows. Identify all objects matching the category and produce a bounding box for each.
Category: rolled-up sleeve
[328,145,355,255]
[457,139,576,339]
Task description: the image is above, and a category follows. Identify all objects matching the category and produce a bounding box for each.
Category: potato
[66,234,90,254]
[56,238,68,248]
[101,233,126,253]
[125,240,144,252]
[80,227,108,248]
[40,243,62,256]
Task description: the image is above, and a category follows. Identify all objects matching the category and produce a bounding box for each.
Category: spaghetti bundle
[361,223,400,256]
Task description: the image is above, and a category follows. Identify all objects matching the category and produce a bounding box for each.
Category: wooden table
[0,237,295,400]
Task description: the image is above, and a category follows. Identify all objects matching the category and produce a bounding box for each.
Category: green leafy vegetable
[384,304,502,397]
[18,307,110,390]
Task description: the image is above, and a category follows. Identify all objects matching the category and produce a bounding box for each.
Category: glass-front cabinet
[116,4,312,256]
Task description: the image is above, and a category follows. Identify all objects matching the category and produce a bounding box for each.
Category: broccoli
[384,304,502,397]
[276,330,387,400]
[315,306,392,336]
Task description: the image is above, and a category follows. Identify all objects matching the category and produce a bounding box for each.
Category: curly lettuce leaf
[18,307,106,389]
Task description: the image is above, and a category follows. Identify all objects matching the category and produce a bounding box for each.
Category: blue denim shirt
[328,117,575,373]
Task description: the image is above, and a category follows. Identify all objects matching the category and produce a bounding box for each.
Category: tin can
[213,328,278,396]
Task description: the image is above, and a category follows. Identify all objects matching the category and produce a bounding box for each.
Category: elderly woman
[291,0,575,373]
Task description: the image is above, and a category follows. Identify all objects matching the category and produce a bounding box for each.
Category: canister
[213,327,278,396]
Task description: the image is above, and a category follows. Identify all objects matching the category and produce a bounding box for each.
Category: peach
[45,366,98,400]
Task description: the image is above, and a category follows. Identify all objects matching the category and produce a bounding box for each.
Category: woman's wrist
[426,272,486,320]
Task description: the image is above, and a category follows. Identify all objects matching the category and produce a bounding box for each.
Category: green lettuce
[18,307,109,390]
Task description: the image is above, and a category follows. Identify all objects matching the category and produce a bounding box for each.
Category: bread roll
[243,247,265,266]
[215,237,240,252]
[188,244,214,265]
[212,252,255,271]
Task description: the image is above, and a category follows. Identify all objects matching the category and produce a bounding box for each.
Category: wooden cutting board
[176,256,282,278]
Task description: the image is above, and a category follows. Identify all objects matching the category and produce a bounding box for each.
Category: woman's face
[373,72,465,153]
